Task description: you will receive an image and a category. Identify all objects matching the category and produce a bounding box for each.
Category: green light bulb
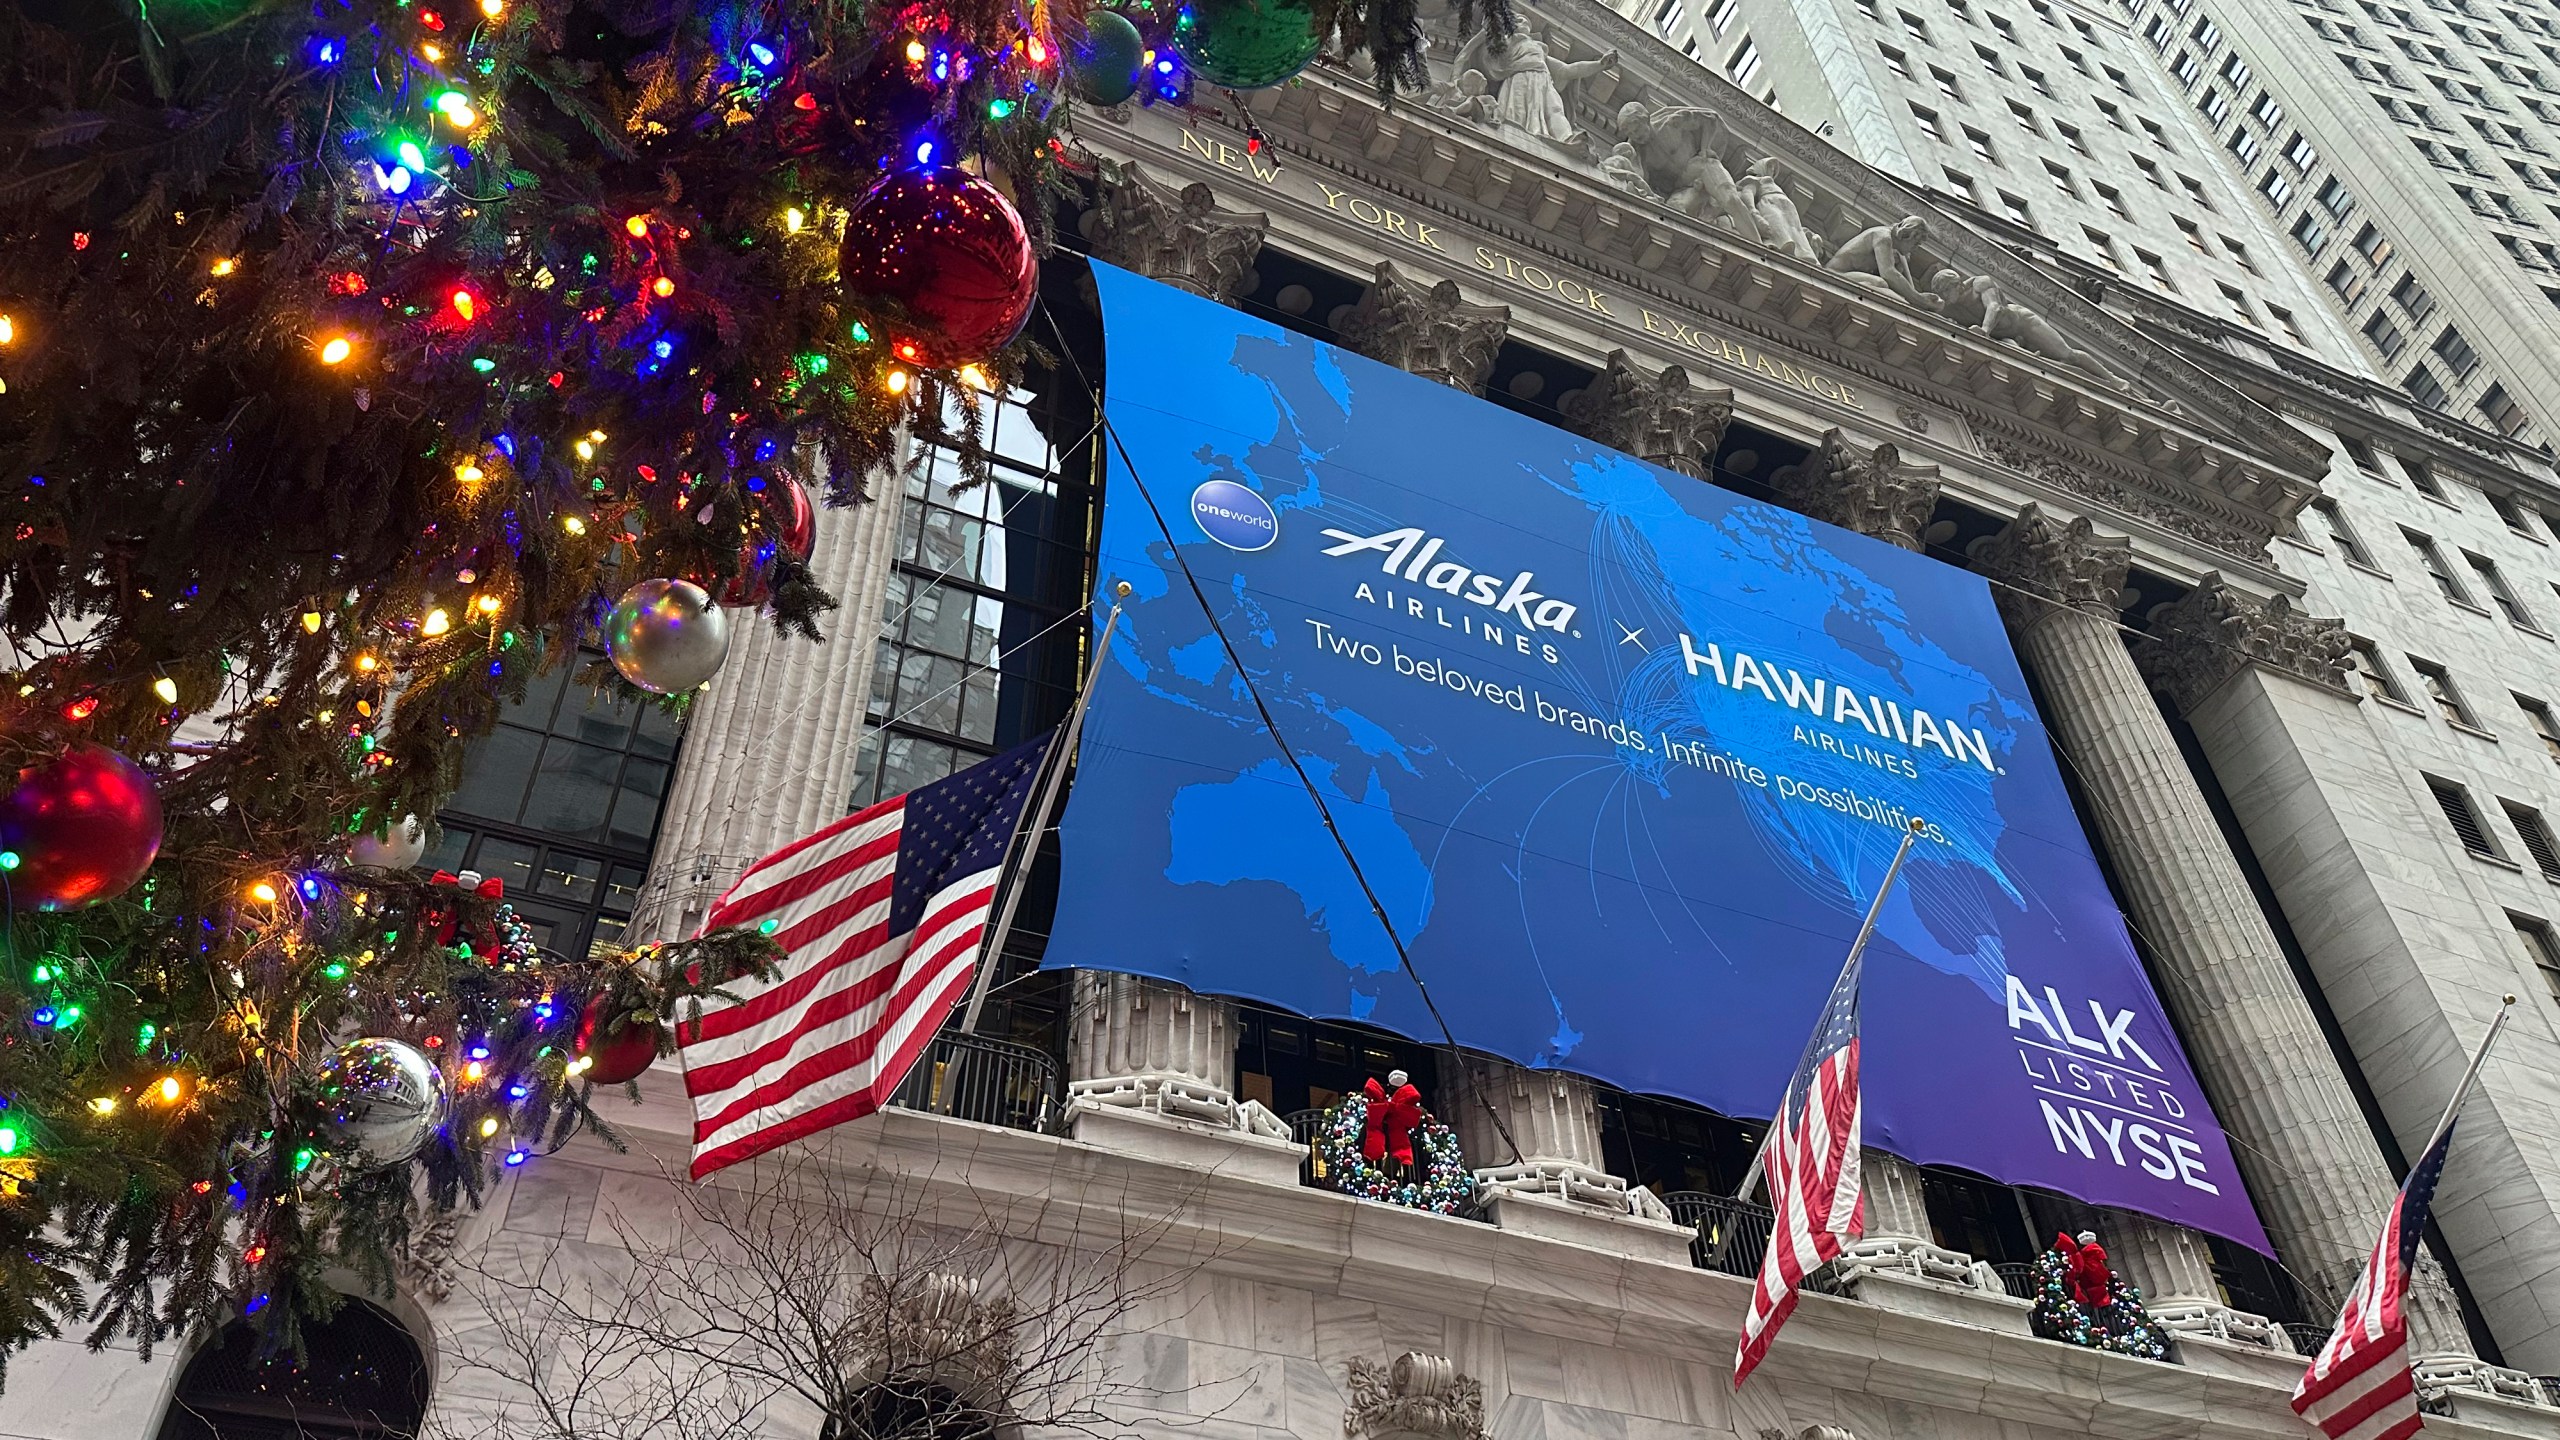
[398,141,428,171]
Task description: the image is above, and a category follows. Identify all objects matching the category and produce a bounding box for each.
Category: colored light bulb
[421,608,451,637]
[625,215,650,238]
[450,288,476,320]
[320,336,353,365]
[747,41,778,66]
[152,677,178,705]
[250,881,278,904]
[398,141,428,171]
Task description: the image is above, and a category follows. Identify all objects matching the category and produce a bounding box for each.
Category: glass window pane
[607,759,670,852]
[504,899,577,956]
[630,701,680,761]
[908,581,974,657]
[899,651,964,734]
[537,851,603,902]
[447,726,542,824]
[472,836,540,897]
[555,687,639,748]
[917,504,983,576]
[498,664,571,730]
[878,733,957,800]
[603,864,647,916]
[522,740,618,839]
[422,824,472,875]
[960,665,1001,743]
[869,637,900,724]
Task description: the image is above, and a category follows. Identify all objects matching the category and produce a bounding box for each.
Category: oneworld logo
[1190,481,1278,552]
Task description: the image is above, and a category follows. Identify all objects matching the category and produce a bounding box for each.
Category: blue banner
[1046,264,2269,1250]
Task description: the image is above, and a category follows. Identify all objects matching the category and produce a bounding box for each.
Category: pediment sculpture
[1450,21,1618,144]
[1929,268,2128,388]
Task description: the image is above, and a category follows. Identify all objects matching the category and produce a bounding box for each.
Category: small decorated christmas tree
[2028,1230,2170,1360]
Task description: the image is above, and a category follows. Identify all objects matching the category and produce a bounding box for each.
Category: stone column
[1080,162,1268,304]
[1861,1153,1934,1243]
[1968,505,2417,1340]
[1563,350,1732,478]
[625,453,910,942]
[1444,1057,1693,1262]
[1333,261,1509,394]
[2134,577,2474,1355]
[1766,428,1942,552]
[1062,971,1300,1179]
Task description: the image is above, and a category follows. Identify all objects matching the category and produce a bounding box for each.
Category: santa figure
[1362,1070,1423,1169]
[2058,1229,2113,1309]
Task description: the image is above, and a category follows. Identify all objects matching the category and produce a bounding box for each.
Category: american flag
[677,737,1049,1179]
[2292,1118,2459,1440]
[1733,952,1866,1389]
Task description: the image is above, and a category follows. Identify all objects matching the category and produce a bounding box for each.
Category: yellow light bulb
[573,439,595,460]
[906,38,928,61]
[463,1060,488,1083]
[561,514,588,535]
[0,315,14,345]
[250,881,279,904]
[625,215,650,238]
[587,429,607,443]
[651,276,676,297]
[886,368,911,395]
[456,461,484,485]
[785,206,807,233]
[354,653,379,673]
[478,1116,499,1137]
[959,364,991,391]
[157,1076,184,1104]
[302,610,323,634]
[479,0,503,14]
[476,594,503,614]
[421,608,451,637]
[319,336,353,365]
[420,41,444,60]
[88,1097,118,1116]
[152,676,179,705]
[210,258,237,277]
[446,103,478,128]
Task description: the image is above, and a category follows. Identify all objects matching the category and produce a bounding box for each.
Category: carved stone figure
[1929,268,2125,386]
[1426,67,1498,127]
[1615,102,1760,239]
[1345,1353,1487,1440]
[1826,216,1942,310]
[1740,157,1821,262]
[1455,22,1616,143]
[1598,140,1657,199]
[1767,427,1941,550]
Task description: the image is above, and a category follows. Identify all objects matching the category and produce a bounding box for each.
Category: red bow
[1360,1077,1423,1167]
[428,870,505,899]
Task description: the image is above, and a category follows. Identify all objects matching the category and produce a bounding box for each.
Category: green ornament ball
[1072,9,1148,104]
[1170,0,1321,90]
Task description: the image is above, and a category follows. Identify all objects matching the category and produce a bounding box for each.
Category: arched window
[155,1298,429,1440]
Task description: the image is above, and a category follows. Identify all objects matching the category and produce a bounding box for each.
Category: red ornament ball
[0,744,162,910]
[575,1008,661,1086]
[838,168,1036,367]
[721,476,820,607]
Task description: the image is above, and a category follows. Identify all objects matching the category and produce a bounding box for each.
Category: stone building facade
[13,0,2560,1437]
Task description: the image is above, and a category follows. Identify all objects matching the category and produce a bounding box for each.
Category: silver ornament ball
[606,578,731,694]
[349,814,426,869]
[315,1037,448,1167]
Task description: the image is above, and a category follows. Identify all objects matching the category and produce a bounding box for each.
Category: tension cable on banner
[1036,296,1535,1169]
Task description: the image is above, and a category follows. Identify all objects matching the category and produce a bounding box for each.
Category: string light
[478,1116,499,1137]
[0,316,13,345]
[0,1127,16,1155]
[905,38,928,61]
[561,515,588,535]
[651,276,676,297]
[88,1097,117,1116]
[885,368,911,394]
[450,288,477,321]
[152,676,179,705]
[319,336,354,365]
[155,1076,185,1104]
[455,460,484,485]
[477,594,503,615]
[959,364,992,391]
[480,0,503,13]
[249,881,279,904]
[354,653,380,673]
[210,258,237,276]
[784,206,807,233]
[625,215,651,238]
[421,608,452,637]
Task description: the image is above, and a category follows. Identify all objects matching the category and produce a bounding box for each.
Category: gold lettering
[1349,197,1384,224]
[1475,244,1502,272]
[1641,307,1671,336]
[1414,221,1445,252]
[1754,353,1786,380]
[1383,210,1415,239]
[1249,153,1281,184]
[1214,141,1241,170]
[1838,382,1861,408]
[1778,361,1813,390]
[1178,130,1219,163]
[1317,182,1350,211]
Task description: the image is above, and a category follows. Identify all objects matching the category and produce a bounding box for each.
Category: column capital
[2132,574,2356,716]
[1967,503,2132,629]
[1336,261,1509,394]
[1564,349,1733,479]
[1767,427,1942,550]
[1081,161,1268,304]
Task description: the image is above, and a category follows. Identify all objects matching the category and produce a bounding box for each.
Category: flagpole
[955,581,1131,1037]
[1734,815,1929,1206]
[2413,993,2515,1168]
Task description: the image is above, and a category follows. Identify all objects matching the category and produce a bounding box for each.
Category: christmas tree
[0,0,1457,1383]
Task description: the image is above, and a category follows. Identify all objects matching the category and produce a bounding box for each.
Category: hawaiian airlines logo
[1317,525,1581,635]
[1190,480,1279,552]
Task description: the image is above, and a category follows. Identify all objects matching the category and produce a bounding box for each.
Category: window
[2098,97,2129,130]
[2261,166,2294,204]
[1943,165,1981,200]
[2411,658,2483,726]
[2137,248,2177,289]
[2014,100,2045,134]
[2311,496,2376,565]
[1706,0,1743,31]
[2066,45,2094,75]
[2230,127,2264,165]
[1728,36,1765,86]
[1992,12,2019,41]
[2406,362,2451,409]
[2135,155,2169,189]
[2480,382,2533,438]
[2059,122,2091,155]
[2098,182,2132,219]
[2348,637,2408,699]
[2505,801,2560,880]
[2468,551,2539,628]
[1936,65,1966,100]
[2426,774,2503,856]
[2432,325,2482,378]
[2404,530,2473,603]
[1903,9,1934,41]
[1968,125,2000,162]
[2106,62,2134,90]
[1999,189,2034,225]
[2291,212,2329,252]
[2364,311,2409,359]
[2170,215,2208,254]
[1912,103,1947,139]
[2489,489,2534,534]
[2194,15,2226,46]
[2270,305,2310,346]
[1948,0,1975,20]
[1858,0,1882,18]
[1882,42,1915,76]
[2392,273,2438,321]
[2204,87,2236,124]
[2315,177,2355,220]
[2027,65,2057,97]
[1978,42,2010,75]
[2515,693,2560,758]
[2254,91,2288,126]
[2222,52,2256,86]
[2174,47,2205,82]
[2046,159,2078,195]
[2219,282,2259,324]
[2340,433,2382,473]
[2328,260,2370,302]
[2181,172,2215,206]
[2083,226,2122,267]
[2287,133,2322,169]
[2512,914,2560,998]
[2355,222,2397,264]
[1654,0,1689,33]
[2224,236,2260,273]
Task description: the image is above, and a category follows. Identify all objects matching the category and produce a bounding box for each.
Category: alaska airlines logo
[1190,480,1278,552]
[1317,526,1580,635]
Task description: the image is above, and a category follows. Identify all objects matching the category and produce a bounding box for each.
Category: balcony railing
[1662,1191,1776,1277]
[887,1031,1064,1134]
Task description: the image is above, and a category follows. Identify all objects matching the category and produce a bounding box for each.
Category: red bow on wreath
[420,870,505,950]
[1360,1076,1422,1167]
